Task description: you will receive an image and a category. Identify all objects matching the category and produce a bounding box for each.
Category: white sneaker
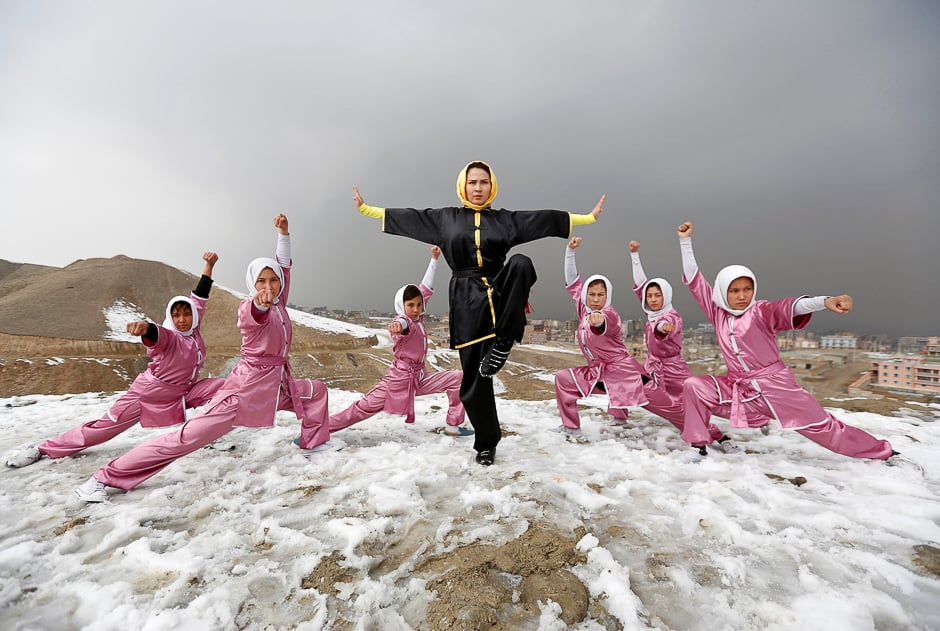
[713,438,741,454]
[677,446,708,463]
[74,477,109,503]
[207,439,235,451]
[302,440,344,456]
[5,444,42,468]
[552,425,582,437]
[606,417,628,427]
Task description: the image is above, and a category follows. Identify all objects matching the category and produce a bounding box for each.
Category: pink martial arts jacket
[565,275,647,410]
[107,293,216,428]
[203,263,314,427]
[633,278,692,399]
[685,269,821,429]
[382,283,436,423]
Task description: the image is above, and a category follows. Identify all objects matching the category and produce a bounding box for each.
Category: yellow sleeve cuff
[358,204,386,219]
[570,212,596,226]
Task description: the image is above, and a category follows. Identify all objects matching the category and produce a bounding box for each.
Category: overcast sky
[1,1,937,338]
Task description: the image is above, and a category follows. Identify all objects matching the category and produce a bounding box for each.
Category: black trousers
[458,254,537,453]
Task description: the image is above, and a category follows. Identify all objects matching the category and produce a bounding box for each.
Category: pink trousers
[38,378,223,459]
[643,383,726,444]
[555,370,724,444]
[682,375,893,458]
[554,370,627,430]
[95,379,329,491]
[329,370,465,431]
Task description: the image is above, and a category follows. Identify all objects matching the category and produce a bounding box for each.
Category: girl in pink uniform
[676,221,895,460]
[74,215,336,502]
[553,237,648,436]
[327,246,471,437]
[629,240,732,451]
[5,252,224,468]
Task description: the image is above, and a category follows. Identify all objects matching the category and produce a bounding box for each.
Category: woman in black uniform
[353,161,604,465]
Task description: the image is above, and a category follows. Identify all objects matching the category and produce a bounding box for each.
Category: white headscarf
[640,278,674,321]
[712,265,756,315]
[393,284,423,318]
[245,257,285,303]
[580,274,613,310]
[163,295,198,336]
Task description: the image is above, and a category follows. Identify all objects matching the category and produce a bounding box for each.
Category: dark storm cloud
[1,1,937,337]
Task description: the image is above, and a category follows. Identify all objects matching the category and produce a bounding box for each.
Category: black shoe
[479,337,514,377]
[475,449,496,466]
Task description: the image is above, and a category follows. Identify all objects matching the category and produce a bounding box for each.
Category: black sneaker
[475,449,496,466]
[479,337,513,377]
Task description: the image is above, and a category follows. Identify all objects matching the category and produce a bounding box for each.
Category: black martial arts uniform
[382,205,573,455]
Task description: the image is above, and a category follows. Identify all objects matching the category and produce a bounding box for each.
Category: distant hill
[0,256,405,396]
[0,255,378,345]
[0,259,58,301]
[1,255,242,344]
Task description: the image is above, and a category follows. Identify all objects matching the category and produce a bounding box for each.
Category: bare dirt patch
[419,524,594,630]
[300,522,600,629]
[912,545,940,578]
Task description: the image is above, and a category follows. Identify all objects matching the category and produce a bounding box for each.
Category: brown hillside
[0,259,56,291]
[0,256,372,349]
[0,256,388,396]
[1,256,235,342]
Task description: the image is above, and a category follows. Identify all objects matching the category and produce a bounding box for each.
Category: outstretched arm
[353,185,386,219]
[126,320,159,345]
[194,251,219,299]
[126,321,150,337]
[564,237,580,285]
[629,240,647,288]
[794,295,854,316]
[421,245,441,289]
[570,195,606,226]
[202,252,218,278]
[388,318,409,335]
[274,214,291,267]
[677,221,699,281]
[825,295,853,314]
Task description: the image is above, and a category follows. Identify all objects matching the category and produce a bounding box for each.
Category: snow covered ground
[1,378,938,630]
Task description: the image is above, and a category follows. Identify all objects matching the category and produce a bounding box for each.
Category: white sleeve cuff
[564,247,578,286]
[421,257,439,289]
[680,237,698,280]
[630,251,647,287]
[794,296,829,315]
[276,233,291,266]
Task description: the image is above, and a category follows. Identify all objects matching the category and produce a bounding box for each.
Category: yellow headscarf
[456,160,499,210]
